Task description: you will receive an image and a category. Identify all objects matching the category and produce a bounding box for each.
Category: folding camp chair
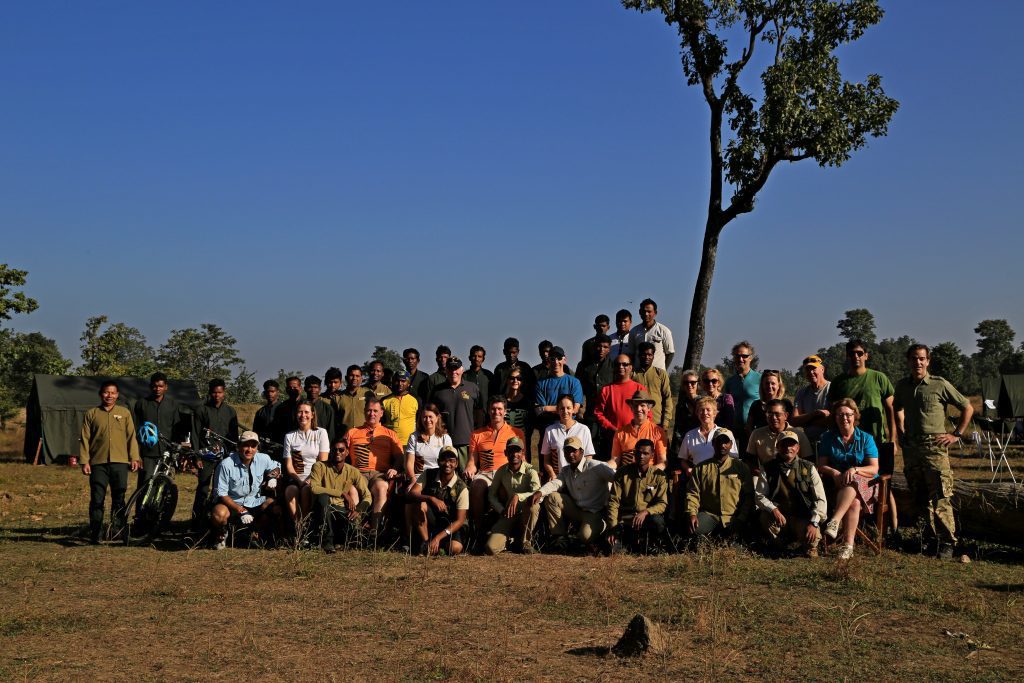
[854,443,896,555]
[973,416,1017,485]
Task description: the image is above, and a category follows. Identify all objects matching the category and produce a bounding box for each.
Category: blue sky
[3,1,1022,379]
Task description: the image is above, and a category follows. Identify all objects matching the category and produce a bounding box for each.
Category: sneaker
[824,519,840,540]
[937,544,955,560]
[213,537,227,551]
[806,545,819,559]
[836,544,854,560]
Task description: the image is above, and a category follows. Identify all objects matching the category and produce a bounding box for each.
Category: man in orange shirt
[611,390,668,469]
[346,396,403,534]
[467,395,526,546]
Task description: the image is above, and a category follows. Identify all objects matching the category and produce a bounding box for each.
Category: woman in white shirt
[282,400,330,525]
[540,394,596,481]
[404,403,453,480]
[679,396,738,469]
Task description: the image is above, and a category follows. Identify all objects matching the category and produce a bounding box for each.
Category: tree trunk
[682,219,722,371]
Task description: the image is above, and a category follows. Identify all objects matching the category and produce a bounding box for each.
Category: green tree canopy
[836,308,877,346]
[78,315,156,377]
[929,341,966,391]
[365,346,403,375]
[157,323,244,390]
[622,0,898,369]
[0,264,39,325]
[972,319,1015,380]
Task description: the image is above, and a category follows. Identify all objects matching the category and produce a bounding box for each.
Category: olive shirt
[334,388,373,438]
[488,462,541,513]
[307,461,372,509]
[607,464,669,528]
[685,456,754,525]
[80,405,140,465]
[744,424,813,467]
[893,373,969,438]
[632,365,674,428]
[133,394,184,460]
[827,369,895,445]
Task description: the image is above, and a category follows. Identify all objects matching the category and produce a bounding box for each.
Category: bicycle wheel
[123,479,156,546]
[143,478,178,544]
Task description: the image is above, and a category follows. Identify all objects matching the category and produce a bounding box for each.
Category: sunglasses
[702,378,720,384]
[734,353,751,359]
[684,380,698,386]
[849,350,867,357]
[616,362,632,367]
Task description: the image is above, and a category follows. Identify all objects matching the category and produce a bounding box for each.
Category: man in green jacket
[686,429,753,538]
[484,438,541,555]
[80,380,141,544]
[607,439,669,554]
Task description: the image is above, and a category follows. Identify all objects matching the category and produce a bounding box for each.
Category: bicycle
[120,436,195,546]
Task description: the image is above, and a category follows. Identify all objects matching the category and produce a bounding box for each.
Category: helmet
[138,421,159,448]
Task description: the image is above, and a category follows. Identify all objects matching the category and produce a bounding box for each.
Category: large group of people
[78,299,974,560]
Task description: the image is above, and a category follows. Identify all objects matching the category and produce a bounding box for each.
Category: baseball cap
[445,356,463,370]
[778,430,801,445]
[802,355,824,369]
[506,437,524,452]
[239,430,260,445]
[438,446,460,461]
[551,346,566,360]
[564,436,583,450]
[712,428,734,444]
[393,370,410,380]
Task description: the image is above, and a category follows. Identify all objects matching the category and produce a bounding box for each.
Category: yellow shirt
[383,393,419,446]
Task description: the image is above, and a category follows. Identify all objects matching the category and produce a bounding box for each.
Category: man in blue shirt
[724,341,761,449]
[210,431,281,549]
[534,346,584,432]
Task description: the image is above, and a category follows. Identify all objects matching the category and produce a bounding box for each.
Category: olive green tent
[23,375,201,464]
[981,374,1024,419]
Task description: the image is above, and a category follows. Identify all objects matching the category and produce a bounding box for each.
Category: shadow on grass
[0,523,210,552]
[566,645,611,657]
[976,583,1024,593]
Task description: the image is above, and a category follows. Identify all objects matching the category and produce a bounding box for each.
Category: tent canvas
[23,374,201,465]
[981,374,1024,420]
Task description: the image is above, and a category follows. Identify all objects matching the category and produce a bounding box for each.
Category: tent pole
[32,437,42,466]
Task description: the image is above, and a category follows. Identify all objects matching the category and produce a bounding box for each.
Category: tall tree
[872,335,916,385]
[227,367,261,404]
[622,0,898,369]
[999,344,1024,375]
[836,308,877,346]
[0,330,72,423]
[929,341,966,390]
[157,323,244,390]
[972,319,1015,380]
[78,315,156,376]
[0,263,39,324]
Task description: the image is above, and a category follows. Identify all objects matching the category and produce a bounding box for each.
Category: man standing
[828,339,897,450]
[628,298,675,371]
[593,355,645,457]
[576,334,614,439]
[894,344,973,559]
[428,345,452,393]
[672,370,702,453]
[402,348,432,405]
[335,365,373,439]
[463,345,495,406]
[80,380,140,543]
[304,375,338,443]
[579,314,610,368]
[467,397,526,541]
[252,379,282,443]
[534,346,584,431]
[744,399,813,471]
[609,309,632,360]
[270,376,302,445]
[532,436,617,550]
[209,431,281,550]
[611,390,668,468]
[790,354,832,446]
[754,431,826,557]
[533,340,554,382]
[606,439,669,554]
[484,438,541,555]
[192,378,239,522]
[383,370,418,447]
[133,371,183,488]
[365,361,392,401]
[632,341,674,431]
[429,356,483,470]
[725,341,761,446]
[686,429,754,538]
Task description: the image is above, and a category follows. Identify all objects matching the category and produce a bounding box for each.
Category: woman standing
[746,370,786,433]
[700,368,736,429]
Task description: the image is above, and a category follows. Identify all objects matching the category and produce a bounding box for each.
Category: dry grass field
[1,411,1023,681]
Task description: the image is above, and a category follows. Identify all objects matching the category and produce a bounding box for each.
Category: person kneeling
[754,431,825,557]
[485,438,541,555]
[308,445,372,553]
[606,439,669,554]
[685,429,753,540]
[407,447,468,556]
[210,431,281,549]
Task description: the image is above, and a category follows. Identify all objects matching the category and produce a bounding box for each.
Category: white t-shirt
[405,432,453,473]
[540,421,596,471]
[678,425,738,466]
[283,428,329,483]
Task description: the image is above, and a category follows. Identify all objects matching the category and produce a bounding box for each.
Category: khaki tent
[981,374,1024,419]
[23,375,201,464]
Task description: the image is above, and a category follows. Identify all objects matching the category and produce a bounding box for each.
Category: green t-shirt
[827,369,894,445]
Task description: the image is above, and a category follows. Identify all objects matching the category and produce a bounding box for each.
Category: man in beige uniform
[894,344,973,559]
[80,380,141,544]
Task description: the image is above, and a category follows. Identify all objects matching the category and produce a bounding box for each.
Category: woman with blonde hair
[746,370,786,433]
[699,368,736,429]
[678,396,738,468]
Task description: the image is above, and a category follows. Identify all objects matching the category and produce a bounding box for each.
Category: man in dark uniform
[304,374,337,442]
[133,371,184,488]
[191,378,239,522]
[270,376,302,445]
[429,356,482,470]
[252,379,281,442]
[463,345,495,406]
[402,348,432,406]
[580,314,611,368]
[493,337,536,397]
